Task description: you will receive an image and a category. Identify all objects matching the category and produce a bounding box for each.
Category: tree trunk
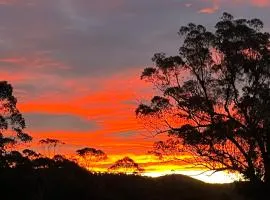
[264,156,270,185]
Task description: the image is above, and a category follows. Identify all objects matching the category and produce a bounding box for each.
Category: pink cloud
[0,0,15,5]
[250,0,270,7]
[0,54,71,71]
[199,0,220,14]
[0,0,34,6]
[198,0,270,14]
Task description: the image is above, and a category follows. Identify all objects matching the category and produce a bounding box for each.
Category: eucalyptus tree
[108,156,144,174]
[76,147,107,169]
[0,81,32,167]
[39,138,65,157]
[136,13,270,184]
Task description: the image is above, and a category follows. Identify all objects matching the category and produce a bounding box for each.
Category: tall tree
[39,138,65,157]
[108,157,144,174]
[0,81,32,167]
[136,13,270,184]
[76,147,107,169]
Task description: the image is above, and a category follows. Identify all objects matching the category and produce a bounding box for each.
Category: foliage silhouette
[108,156,144,174]
[136,12,270,185]
[148,138,182,160]
[39,138,65,157]
[0,81,32,168]
[22,149,41,159]
[76,147,107,169]
[0,148,266,200]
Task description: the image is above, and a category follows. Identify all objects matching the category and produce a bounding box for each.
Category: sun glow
[72,154,240,184]
[143,170,240,183]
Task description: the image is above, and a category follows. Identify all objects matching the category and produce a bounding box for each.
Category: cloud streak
[1,0,270,159]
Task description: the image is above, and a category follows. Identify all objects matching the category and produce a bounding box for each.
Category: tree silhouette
[4,150,32,169]
[76,147,107,169]
[22,149,41,160]
[148,138,183,161]
[32,157,54,169]
[108,156,144,174]
[0,81,32,168]
[39,138,65,157]
[136,13,270,184]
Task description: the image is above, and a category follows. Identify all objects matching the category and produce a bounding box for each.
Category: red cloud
[2,59,156,155]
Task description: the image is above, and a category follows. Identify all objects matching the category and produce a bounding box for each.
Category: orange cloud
[2,60,156,155]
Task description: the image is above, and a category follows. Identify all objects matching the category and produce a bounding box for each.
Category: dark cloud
[0,0,210,77]
[118,131,138,138]
[25,113,97,132]
[1,0,269,78]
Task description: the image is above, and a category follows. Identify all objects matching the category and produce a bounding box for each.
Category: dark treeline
[0,150,268,200]
[0,166,261,200]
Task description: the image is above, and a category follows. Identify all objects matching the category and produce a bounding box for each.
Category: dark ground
[1,165,268,200]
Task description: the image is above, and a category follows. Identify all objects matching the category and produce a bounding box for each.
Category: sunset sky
[1,0,270,183]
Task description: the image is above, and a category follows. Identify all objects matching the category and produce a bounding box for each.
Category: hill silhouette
[0,165,259,200]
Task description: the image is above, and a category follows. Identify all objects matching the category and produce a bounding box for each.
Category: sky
[1,0,270,182]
